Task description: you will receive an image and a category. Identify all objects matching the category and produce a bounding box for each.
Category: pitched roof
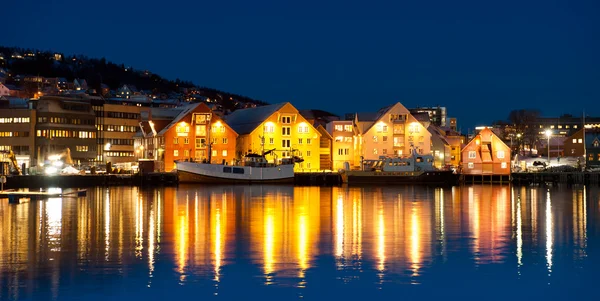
[157,103,202,135]
[225,103,287,135]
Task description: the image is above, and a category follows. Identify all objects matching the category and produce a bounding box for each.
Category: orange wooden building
[160,103,238,171]
[461,127,511,175]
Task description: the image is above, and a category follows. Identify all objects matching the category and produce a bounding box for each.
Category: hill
[0,46,268,110]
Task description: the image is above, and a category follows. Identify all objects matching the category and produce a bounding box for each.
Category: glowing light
[264,208,274,282]
[377,207,385,273]
[545,190,553,275]
[516,195,523,268]
[45,166,58,175]
[215,208,222,282]
[410,205,421,276]
[335,194,344,260]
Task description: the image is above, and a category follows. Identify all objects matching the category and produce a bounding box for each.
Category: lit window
[373,148,378,155]
[579,139,583,143]
[173,138,179,144]
[307,138,311,144]
[222,138,228,144]
[344,125,352,132]
[573,139,577,143]
[184,138,189,144]
[334,125,343,131]
[184,150,189,157]
[497,151,505,159]
[174,150,179,156]
[373,136,378,142]
[501,162,507,169]
[468,151,476,159]
[222,150,228,156]
[468,162,474,169]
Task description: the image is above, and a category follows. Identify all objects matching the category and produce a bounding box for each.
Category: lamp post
[545,130,551,164]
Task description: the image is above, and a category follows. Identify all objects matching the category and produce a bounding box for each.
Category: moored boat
[176,153,295,184]
[341,151,459,185]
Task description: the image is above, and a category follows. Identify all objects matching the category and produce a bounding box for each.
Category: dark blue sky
[4,0,599,131]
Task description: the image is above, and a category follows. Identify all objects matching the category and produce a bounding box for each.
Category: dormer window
[594,140,600,148]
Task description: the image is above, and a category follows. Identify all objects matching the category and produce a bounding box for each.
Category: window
[282,126,291,136]
[307,138,311,144]
[468,162,474,169]
[573,139,577,143]
[382,149,387,155]
[373,136,378,143]
[223,167,232,173]
[196,138,206,148]
[594,140,600,147]
[382,125,388,132]
[501,162,507,169]
[222,150,228,156]
[195,150,204,158]
[184,138,189,144]
[344,125,352,132]
[334,125,343,131]
[195,125,206,136]
[264,124,274,133]
[222,138,228,144]
[173,138,179,144]
[497,150,505,159]
[468,151,476,159]
[174,150,179,156]
[344,137,352,143]
[232,167,244,174]
[307,151,311,157]
[579,139,583,143]
[382,136,388,142]
[212,150,217,157]
[566,125,570,129]
[269,138,274,144]
[282,116,291,124]
[282,139,290,148]
[373,148,378,155]
[575,125,578,129]
[298,138,303,144]
[298,125,309,133]
[184,150,190,157]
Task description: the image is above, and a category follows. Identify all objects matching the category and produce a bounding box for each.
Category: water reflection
[0,184,597,299]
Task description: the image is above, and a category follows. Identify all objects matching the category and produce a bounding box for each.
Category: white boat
[175,153,295,184]
[341,151,459,185]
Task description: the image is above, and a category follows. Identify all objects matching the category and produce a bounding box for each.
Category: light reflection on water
[0,184,598,300]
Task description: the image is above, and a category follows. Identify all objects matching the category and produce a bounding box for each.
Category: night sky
[4,0,599,132]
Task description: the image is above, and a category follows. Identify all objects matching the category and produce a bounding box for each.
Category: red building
[461,127,511,176]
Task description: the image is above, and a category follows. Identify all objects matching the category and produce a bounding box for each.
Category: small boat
[175,153,295,184]
[341,151,459,185]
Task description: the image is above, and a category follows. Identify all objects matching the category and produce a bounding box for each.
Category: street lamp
[545,130,551,164]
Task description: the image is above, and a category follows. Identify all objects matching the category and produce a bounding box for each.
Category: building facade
[93,98,151,166]
[327,119,361,171]
[0,98,35,171]
[461,127,511,175]
[137,103,238,172]
[33,96,97,165]
[226,103,321,171]
[357,103,432,161]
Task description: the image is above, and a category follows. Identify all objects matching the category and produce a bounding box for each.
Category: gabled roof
[157,103,202,136]
[412,112,430,123]
[151,106,185,119]
[225,103,287,135]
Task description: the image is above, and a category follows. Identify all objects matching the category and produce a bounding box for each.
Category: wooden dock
[0,189,87,204]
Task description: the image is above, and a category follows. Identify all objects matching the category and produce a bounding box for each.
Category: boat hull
[344,170,459,185]
[176,161,294,184]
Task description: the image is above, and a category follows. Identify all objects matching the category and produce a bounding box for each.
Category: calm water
[0,184,599,300]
